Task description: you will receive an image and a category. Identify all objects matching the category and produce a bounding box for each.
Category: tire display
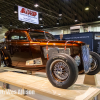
[87,51,100,75]
[46,53,78,89]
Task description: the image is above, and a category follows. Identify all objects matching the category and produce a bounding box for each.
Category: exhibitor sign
[18,6,39,24]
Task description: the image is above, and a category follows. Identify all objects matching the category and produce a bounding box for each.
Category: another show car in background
[0,29,100,89]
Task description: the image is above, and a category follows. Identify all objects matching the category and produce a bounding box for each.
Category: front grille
[82,45,91,73]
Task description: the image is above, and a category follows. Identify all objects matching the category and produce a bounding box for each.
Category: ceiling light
[75,15,78,22]
[75,20,78,22]
[10,22,12,26]
[14,5,18,13]
[39,13,42,20]
[98,16,100,18]
[41,25,43,27]
[0,13,1,18]
[40,18,42,20]
[98,11,100,18]
[34,0,39,7]
[85,7,89,11]
[59,14,62,17]
[59,9,62,16]
[0,25,2,28]
[23,22,26,24]
[85,1,89,11]
[56,20,59,25]
[34,4,39,7]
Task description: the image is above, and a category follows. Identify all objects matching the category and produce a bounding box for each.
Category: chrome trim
[82,45,91,73]
[43,47,70,58]
[50,59,70,81]
[74,55,81,66]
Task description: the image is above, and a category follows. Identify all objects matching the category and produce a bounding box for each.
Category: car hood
[39,40,85,46]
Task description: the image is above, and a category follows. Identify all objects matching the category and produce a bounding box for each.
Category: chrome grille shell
[43,47,70,58]
[81,45,91,73]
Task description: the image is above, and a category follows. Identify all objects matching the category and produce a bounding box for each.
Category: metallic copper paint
[2,29,85,73]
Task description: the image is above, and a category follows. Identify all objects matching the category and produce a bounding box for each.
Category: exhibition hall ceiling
[0,0,100,29]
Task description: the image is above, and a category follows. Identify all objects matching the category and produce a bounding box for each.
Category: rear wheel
[0,53,1,67]
[87,51,100,75]
[1,50,12,67]
[0,52,4,67]
[46,54,78,89]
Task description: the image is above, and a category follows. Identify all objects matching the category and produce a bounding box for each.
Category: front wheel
[46,54,78,89]
[87,51,100,75]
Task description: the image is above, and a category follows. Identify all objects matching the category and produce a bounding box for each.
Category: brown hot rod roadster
[0,29,100,89]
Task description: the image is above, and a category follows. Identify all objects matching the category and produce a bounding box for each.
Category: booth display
[0,29,100,89]
[54,32,100,54]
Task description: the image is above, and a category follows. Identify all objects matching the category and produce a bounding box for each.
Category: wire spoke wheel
[87,51,100,75]
[90,57,98,71]
[50,60,70,81]
[0,50,12,67]
[46,54,78,89]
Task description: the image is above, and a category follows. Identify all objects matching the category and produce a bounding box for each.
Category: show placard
[94,34,100,40]
[18,6,39,24]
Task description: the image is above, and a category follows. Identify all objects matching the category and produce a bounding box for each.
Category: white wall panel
[0,26,8,42]
[47,28,70,35]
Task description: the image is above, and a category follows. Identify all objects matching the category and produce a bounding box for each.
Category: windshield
[45,33,55,40]
[29,31,55,40]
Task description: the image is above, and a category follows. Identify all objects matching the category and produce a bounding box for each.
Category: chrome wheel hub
[50,60,70,81]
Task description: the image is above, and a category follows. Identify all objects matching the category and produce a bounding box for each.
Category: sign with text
[18,6,39,24]
[94,34,100,40]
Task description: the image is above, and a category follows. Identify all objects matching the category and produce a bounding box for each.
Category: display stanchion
[83,75,97,85]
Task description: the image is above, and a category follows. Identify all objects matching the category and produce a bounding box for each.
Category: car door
[7,32,32,67]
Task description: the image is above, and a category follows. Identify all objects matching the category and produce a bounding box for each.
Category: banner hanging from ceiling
[18,6,39,24]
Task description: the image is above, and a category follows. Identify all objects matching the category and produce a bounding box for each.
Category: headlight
[74,55,81,66]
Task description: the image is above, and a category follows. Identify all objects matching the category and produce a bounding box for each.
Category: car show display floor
[0,67,100,100]
[0,88,26,100]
